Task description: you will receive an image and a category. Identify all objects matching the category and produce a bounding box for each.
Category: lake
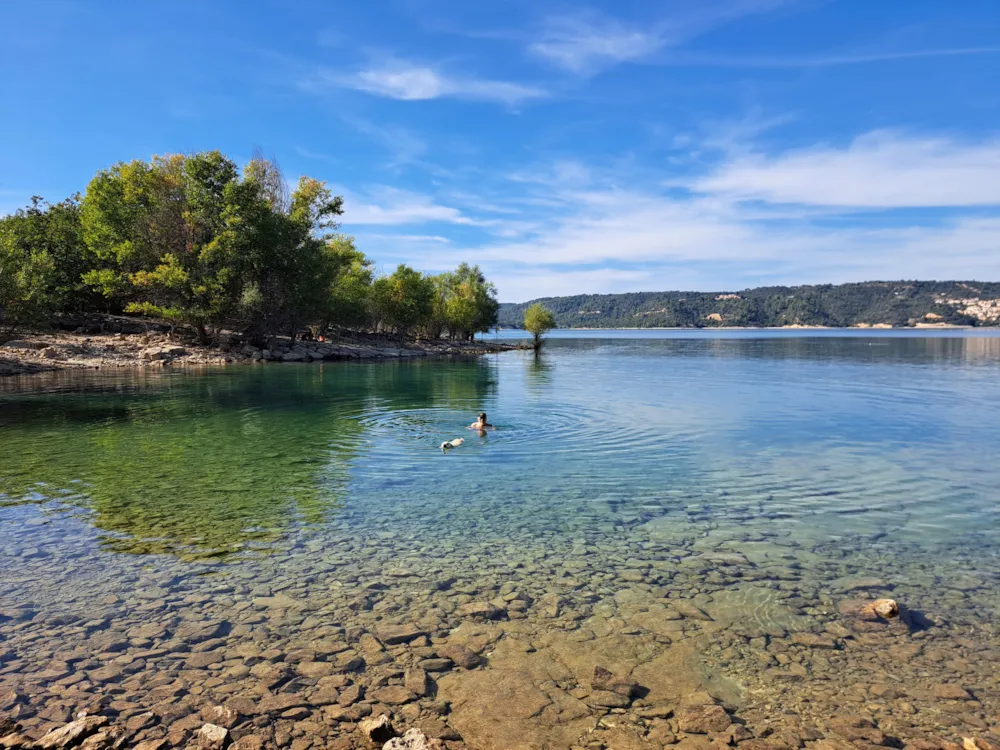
[2,330,999,749]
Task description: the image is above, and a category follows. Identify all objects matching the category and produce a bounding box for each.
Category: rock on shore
[0,328,519,376]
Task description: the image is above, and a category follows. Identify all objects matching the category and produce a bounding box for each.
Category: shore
[0,324,522,377]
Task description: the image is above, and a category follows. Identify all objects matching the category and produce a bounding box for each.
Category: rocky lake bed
[0,497,997,750]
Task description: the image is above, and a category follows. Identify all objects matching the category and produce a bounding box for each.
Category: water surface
[2,331,998,748]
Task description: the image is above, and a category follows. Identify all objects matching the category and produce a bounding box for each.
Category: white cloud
[665,46,1000,69]
[693,131,1000,207]
[340,187,488,226]
[365,234,453,244]
[313,60,546,105]
[479,210,1000,301]
[529,15,664,74]
[327,129,1000,302]
[446,131,1000,300]
[528,1,794,75]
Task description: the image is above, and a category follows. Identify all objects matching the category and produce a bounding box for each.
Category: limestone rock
[438,644,483,670]
[200,705,240,730]
[790,633,840,649]
[197,723,230,750]
[675,704,731,734]
[405,667,430,696]
[376,624,427,645]
[933,684,973,701]
[456,602,504,620]
[371,686,416,705]
[382,729,447,750]
[586,690,631,708]
[359,714,396,744]
[35,717,110,750]
[860,599,900,619]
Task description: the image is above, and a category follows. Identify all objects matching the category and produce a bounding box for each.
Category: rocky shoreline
[0,324,521,377]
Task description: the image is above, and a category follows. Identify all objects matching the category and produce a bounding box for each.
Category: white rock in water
[383,729,446,750]
[198,723,230,749]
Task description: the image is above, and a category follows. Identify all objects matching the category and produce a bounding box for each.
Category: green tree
[324,235,373,330]
[232,159,344,344]
[370,264,435,339]
[0,195,94,338]
[0,234,56,340]
[426,263,499,340]
[81,152,244,342]
[523,302,556,351]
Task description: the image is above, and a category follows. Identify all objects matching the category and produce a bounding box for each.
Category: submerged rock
[675,704,731,734]
[359,714,396,744]
[197,723,230,750]
[35,717,109,750]
[860,598,900,620]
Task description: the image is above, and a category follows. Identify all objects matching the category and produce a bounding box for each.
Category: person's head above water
[469,412,494,430]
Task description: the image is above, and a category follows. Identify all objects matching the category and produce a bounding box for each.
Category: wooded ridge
[498,282,1000,329]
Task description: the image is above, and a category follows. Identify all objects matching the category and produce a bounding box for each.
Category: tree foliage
[1,149,498,344]
[523,303,557,350]
[0,195,91,339]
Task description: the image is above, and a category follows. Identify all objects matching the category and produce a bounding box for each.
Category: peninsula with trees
[1,150,509,374]
[499,282,1000,330]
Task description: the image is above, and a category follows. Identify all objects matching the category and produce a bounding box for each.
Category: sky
[1,0,999,302]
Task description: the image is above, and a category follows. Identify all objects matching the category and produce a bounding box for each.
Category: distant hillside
[498,281,1000,329]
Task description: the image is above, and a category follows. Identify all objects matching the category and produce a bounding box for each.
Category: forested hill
[498,282,1000,329]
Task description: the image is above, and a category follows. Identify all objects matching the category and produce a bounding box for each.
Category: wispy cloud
[365,234,453,244]
[432,130,1000,300]
[529,14,665,74]
[692,131,1000,207]
[527,1,793,75]
[340,187,491,226]
[307,59,546,105]
[666,45,1000,68]
[294,146,339,164]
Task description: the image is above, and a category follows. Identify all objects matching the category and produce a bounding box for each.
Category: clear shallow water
[4,332,1000,556]
[2,332,999,748]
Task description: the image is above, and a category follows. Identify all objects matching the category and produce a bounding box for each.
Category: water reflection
[0,360,499,559]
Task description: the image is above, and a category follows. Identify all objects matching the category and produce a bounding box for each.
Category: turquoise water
[6,331,999,556]
[2,331,1000,746]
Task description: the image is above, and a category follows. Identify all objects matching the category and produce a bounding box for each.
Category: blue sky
[2,0,999,301]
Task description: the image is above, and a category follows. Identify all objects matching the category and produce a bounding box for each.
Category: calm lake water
[2,331,999,748]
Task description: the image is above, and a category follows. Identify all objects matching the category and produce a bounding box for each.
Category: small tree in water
[523,303,556,351]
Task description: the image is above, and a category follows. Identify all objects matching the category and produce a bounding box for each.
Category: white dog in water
[440,438,465,452]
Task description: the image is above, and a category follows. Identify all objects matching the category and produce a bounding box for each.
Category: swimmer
[440,438,464,452]
[468,412,495,431]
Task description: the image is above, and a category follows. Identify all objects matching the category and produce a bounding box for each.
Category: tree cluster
[1,151,499,344]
